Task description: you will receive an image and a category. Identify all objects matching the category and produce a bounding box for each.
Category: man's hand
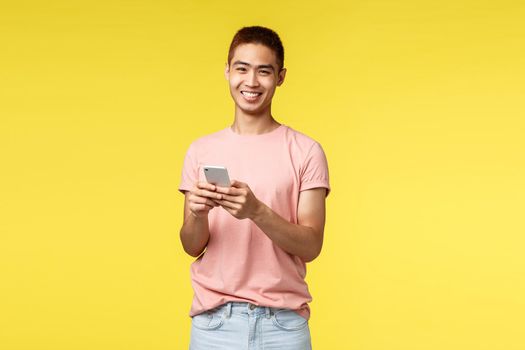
[214,180,263,220]
[187,181,222,218]
[212,179,327,262]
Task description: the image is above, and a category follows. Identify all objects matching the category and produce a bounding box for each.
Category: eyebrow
[232,60,275,71]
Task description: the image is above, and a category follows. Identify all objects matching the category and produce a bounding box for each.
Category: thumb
[230,179,246,188]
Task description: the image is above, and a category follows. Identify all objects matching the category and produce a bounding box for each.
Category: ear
[277,67,287,86]
[224,63,230,80]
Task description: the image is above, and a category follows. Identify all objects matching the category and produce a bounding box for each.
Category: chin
[237,101,260,110]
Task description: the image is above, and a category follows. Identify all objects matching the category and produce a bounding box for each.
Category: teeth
[241,91,261,97]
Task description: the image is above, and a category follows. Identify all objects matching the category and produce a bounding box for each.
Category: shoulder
[185,127,230,152]
[283,125,325,157]
[284,125,318,144]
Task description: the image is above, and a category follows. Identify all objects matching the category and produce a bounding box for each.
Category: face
[225,43,286,116]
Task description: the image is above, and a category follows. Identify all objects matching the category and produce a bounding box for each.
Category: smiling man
[179,26,330,350]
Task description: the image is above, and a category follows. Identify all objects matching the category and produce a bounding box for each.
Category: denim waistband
[213,301,282,319]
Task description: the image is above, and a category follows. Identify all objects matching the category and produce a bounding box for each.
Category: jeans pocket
[271,309,308,331]
[191,309,225,331]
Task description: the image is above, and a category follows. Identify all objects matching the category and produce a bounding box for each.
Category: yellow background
[1,0,524,349]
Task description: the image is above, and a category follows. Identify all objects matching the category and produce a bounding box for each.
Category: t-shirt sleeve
[299,142,331,197]
[178,142,198,194]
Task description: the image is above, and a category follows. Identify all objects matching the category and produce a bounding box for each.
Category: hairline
[228,42,284,71]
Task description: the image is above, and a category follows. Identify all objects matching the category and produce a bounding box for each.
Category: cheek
[263,84,276,96]
[228,75,242,87]
[262,79,277,90]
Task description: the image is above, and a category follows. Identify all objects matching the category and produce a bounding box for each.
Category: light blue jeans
[189,301,312,350]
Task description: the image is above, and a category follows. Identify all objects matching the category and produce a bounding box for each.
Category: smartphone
[203,165,231,187]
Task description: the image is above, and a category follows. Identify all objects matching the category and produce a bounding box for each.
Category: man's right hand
[188,181,223,218]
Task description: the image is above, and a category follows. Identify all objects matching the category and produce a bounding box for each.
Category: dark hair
[227,26,284,71]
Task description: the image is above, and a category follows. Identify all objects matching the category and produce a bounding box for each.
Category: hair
[227,26,285,71]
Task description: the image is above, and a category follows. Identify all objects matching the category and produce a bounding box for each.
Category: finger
[191,195,219,207]
[215,185,243,196]
[197,181,216,191]
[196,189,223,199]
[216,199,241,210]
[218,193,243,203]
[193,203,214,212]
[230,180,247,188]
[221,206,238,218]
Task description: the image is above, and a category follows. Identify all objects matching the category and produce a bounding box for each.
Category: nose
[245,70,259,87]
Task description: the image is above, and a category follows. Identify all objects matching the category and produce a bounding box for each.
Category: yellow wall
[1,1,524,349]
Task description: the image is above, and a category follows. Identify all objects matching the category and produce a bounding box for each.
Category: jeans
[189,301,312,350]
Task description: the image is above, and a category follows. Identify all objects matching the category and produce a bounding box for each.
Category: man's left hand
[213,180,263,220]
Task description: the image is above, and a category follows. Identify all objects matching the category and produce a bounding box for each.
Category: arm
[179,182,222,257]
[214,180,327,263]
[253,187,326,262]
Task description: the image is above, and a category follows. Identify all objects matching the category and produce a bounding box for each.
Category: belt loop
[265,306,271,319]
[224,302,232,318]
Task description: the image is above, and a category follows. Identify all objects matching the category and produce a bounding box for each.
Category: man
[179,26,330,349]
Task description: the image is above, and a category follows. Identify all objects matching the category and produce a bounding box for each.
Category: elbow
[303,249,321,263]
[189,250,203,258]
[183,245,205,258]
[302,242,323,263]
[180,228,206,258]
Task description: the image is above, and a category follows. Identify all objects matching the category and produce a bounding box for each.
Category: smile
[241,91,262,97]
[240,91,262,102]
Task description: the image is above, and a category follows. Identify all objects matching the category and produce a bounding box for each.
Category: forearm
[180,213,210,257]
[252,202,322,263]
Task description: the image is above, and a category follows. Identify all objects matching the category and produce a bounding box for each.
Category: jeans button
[249,304,255,310]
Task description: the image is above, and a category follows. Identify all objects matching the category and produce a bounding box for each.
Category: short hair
[227,26,285,71]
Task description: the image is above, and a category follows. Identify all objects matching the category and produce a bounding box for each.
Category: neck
[231,106,280,135]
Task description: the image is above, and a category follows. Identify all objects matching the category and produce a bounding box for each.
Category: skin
[180,43,327,263]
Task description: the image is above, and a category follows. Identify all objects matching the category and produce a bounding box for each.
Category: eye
[236,67,246,72]
[260,70,270,74]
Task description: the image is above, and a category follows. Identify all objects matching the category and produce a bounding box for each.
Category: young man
[179,26,330,349]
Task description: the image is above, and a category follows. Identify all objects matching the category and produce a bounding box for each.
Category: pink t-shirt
[178,124,330,320]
